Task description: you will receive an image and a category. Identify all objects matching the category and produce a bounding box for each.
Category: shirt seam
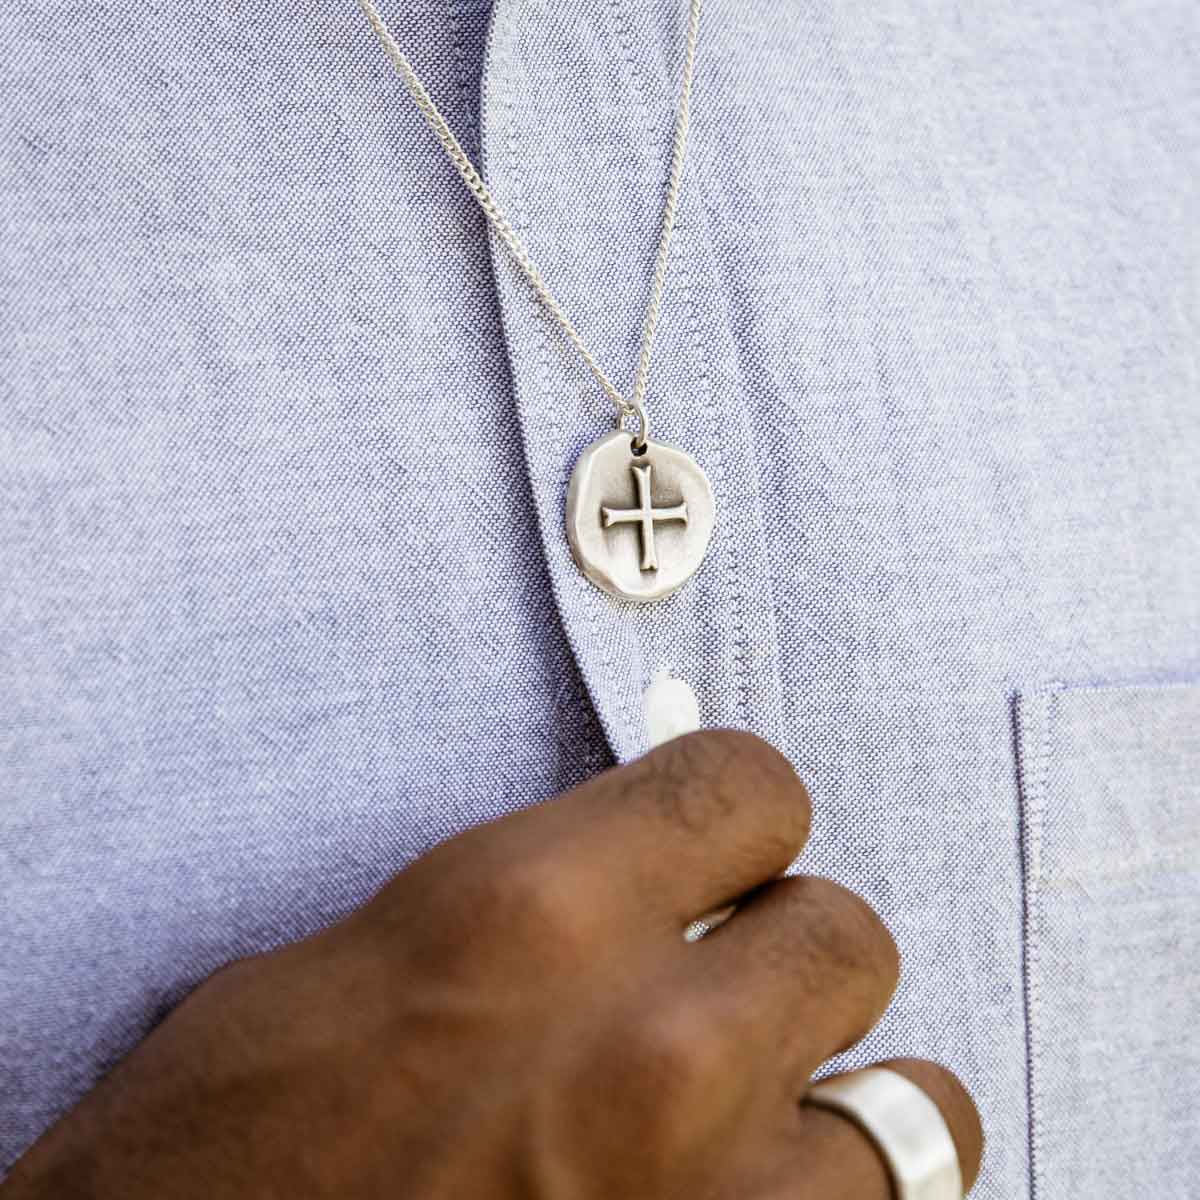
[603,0,757,731]
[1014,685,1060,1200]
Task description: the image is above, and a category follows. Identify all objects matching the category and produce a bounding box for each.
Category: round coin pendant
[565,431,715,602]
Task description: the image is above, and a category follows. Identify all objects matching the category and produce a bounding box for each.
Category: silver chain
[358,0,703,449]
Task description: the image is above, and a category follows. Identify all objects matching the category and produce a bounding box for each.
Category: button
[643,670,701,748]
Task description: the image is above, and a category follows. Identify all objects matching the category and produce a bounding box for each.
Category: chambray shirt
[2,3,1197,1196]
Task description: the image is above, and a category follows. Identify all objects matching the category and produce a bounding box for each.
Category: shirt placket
[479,0,783,762]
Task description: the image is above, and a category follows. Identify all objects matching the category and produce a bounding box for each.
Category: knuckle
[797,876,900,992]
[645,729,811,852]
[482,857,594,958]
[631,998,730,1098]
[622,1012,736,1151]
[642,732,734,837]
[590,997,734,1161]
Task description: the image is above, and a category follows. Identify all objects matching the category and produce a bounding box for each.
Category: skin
[3,730,983,1198]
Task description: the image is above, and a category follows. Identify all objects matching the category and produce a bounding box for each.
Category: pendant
[566,431,715,602]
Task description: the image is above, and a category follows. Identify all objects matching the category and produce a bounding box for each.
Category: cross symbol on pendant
[601,462,689,572]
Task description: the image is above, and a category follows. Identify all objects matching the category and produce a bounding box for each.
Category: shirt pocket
[1015,681,1200,1200]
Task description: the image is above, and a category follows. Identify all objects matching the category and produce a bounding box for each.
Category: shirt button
[643,670,701,748]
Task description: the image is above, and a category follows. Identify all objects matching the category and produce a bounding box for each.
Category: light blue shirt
[2,2,1197,1195]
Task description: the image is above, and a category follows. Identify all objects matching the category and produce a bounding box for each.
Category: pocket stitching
[1015,686,1060,1200]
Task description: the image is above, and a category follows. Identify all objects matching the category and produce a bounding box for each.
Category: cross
[601,462,689,572]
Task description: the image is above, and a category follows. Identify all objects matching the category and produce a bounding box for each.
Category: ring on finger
[805,1066,963,1200]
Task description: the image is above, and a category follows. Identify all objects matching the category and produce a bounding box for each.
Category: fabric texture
[0,0,610,1167]
[2,2,1197,1196]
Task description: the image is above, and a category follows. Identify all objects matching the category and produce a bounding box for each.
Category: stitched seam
[587,0,675,740]
[675,210,751,727]
[498,1,636,752]
[602,0,755,729]
[445,2,478,155]
[1014,687,1059,1200]
[605,0,662,144]
[470,1,605,769]
[668,113,754,727]
[601,0,666,423]
[691,170,792,709]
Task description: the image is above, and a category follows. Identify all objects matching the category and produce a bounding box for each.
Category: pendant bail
[618,401,651,453]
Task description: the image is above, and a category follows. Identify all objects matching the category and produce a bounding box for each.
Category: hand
[5,730,983,1198]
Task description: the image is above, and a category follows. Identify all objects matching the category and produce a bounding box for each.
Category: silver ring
[805,1067,963,1200]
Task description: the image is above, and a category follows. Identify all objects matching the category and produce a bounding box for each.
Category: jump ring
[616,401,651,451]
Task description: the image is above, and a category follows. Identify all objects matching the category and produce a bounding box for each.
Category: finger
[688,876,900,1077]
[577,729,811,927]
[879,1058,984,1191]
[437,729,811,935]
[756,1103,893,1200]
[765,1060,983,1200]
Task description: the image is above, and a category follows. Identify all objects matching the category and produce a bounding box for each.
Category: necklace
[360,0,714,602]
